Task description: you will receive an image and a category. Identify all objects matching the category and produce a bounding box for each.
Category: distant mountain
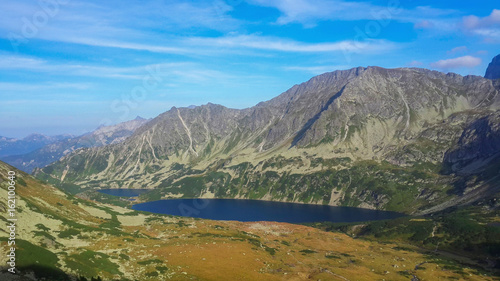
[36,65,500,214]
[2,117,149,173]
[0,133,72,158]
[485,54,500,79]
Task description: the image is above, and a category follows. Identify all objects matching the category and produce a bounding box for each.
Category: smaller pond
[97,189,151,197]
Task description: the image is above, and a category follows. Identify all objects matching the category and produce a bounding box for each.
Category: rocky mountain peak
[23,133,49,141]
[34,65,500,216]
[485,54,500,80]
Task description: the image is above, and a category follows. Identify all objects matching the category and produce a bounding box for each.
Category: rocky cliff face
[444,112,500,173]
[485,54,500,80]
[35,66,500,214]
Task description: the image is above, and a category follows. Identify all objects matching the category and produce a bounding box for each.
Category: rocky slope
[0,161,496,280]
[2,117,149,173]
[35,66,500,214]
[485,54,500,80]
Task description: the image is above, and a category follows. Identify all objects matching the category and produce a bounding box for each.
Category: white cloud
[284,65,351,74]
[414,20,434,29]
[248,0,382,25]
[0,54,259,92]
[59,37,189,54]
[462,9,500,40]
[188,34,398,53]
[411,9,500,39]
[0,0,405,58]
[430,56,482,69]
[474,29,500,40]
[407,60,423,67]
[0,55,46,69]
[447,46,468,55]
[248,0,458,28]
[58,34,398,56]
[0,82,93,92]
[0,0,239,34]
[0,54,196,80]
[0,0,241,54]
[463,9,500,29]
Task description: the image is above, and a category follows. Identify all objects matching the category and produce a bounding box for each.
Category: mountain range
[1,56,499,280]
[1,117,149,173]
[34,62,500,215]
[0,134,72,158]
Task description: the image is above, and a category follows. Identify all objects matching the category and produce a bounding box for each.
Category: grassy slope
[308,203,500,277]
[0,161,496,280]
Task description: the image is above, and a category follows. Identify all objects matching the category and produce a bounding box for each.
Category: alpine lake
[98,189,404,223]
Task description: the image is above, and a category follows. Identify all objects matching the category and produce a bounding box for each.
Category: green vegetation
[33,231,57,241]
[145,271,159,277]
[65,250,121,277]
[77,277,103,281]
[35,141,459,214]
[137,259,163,265]
[36,223,51,231]
[299,249,318,254]
[156,266,169,273]
[325,253,341,259]
[0,238,69,280]
[16,176,27,186]
[58,228,81,239]
[130,158,452,213]
[119,253,130,260]
[308,205,500,275]
[100,214,122,233]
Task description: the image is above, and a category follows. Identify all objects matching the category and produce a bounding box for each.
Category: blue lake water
[131,198,405,223]
[97,189,151,197]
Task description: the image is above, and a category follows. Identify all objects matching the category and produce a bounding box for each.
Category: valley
[3,1,500,279]
[3,64,500,280]
[34,66,500,216]
[0,161,498,280]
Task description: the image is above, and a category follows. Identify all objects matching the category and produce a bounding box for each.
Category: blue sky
[0,0,499,138]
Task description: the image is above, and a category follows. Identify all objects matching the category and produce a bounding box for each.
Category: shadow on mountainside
[291,85,346,148]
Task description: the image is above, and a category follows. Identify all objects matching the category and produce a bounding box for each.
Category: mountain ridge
[2,117,150,173]
[35,64,500,214]
[0,134,73,158]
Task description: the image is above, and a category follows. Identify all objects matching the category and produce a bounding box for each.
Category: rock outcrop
[485,54,500,79]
